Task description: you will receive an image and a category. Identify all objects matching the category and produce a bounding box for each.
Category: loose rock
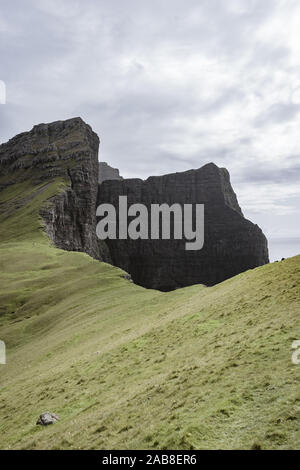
[36,412,59,426]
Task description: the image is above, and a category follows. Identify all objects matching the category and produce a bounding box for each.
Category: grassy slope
[0,176,299,450]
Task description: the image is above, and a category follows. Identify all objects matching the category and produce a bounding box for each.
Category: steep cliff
[0,118,269,291]
[99,162,122,183]
[98,163,269,290]
[0,117,103,259]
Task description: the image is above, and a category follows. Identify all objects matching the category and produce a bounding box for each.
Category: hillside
[0,154,299,450]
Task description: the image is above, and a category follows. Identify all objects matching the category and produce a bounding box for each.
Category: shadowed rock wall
[0,118,269,291]
[98,163,269,290]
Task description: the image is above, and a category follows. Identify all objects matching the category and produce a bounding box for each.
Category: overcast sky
[1,0,300,261]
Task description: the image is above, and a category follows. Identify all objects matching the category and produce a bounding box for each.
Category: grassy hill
[0,173,299,450]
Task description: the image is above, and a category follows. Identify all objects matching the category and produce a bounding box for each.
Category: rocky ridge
[0,117,103,259]
[98,164,269,290]
[0,117,269,290]
[99,162,122,183]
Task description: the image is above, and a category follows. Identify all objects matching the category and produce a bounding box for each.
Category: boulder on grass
[36,412,59,426]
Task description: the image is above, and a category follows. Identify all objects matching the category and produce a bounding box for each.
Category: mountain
[1,117,268,290]
[0,118,299,450]
[99,164,269,290]
[0,117,104,259]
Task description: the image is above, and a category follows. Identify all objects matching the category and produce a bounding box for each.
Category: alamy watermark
[0,340,6,365]
[291,340,300,365]
[96,196,204,250]
[0,80,6,104]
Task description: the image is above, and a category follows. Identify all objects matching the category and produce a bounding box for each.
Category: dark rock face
[38,119,101,259]
[99,162,122,183]
[0,117,103,260]
[98,163,269,290]
[0,118,269,291]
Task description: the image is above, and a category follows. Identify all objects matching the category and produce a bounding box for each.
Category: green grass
[0,175,299,449]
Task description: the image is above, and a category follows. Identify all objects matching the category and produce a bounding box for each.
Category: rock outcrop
[0,117,103,259]
[99,162,122,183]
[36,412,59,426]
[0,117,269,291]
[98,163,269,290]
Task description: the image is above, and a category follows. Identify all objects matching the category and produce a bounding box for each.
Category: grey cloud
[254,103,300,127]
[236,159,300,184]
[268,237,300,261]
[271,237,300,245]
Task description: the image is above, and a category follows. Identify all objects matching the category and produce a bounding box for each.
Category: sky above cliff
[0,0,300,260]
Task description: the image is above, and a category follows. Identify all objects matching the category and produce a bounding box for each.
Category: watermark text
[96,197,204,250]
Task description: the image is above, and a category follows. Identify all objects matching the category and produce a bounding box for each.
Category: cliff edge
[0,118,269,290]
[98,163,269,290]
[0,117,103,259]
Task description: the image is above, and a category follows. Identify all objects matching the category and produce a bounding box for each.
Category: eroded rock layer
[0,118,269,291]
[0,117,103,259]
[99,162,122,183]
